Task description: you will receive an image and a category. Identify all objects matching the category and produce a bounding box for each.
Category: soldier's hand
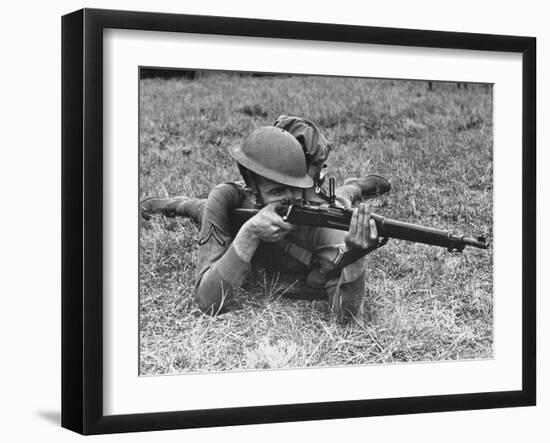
[243,202,295,243]
[344,203,378,250]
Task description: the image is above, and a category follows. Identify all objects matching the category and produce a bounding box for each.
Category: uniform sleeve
[309,227,367,322]
[194,183,250,314]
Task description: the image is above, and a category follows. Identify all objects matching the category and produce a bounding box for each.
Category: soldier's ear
[243,186,254,199]
[243,186,263,208]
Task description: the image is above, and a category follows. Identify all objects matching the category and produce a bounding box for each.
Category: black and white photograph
[138,69,493,375]
[57,6,537,436]
[1,0,547,439]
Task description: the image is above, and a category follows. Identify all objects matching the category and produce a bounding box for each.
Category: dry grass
[139,72,493,375]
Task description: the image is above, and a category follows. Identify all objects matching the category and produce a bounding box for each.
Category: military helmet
[228,126,313,188]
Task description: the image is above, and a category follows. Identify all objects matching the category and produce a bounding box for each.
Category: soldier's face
[255,175,303,205]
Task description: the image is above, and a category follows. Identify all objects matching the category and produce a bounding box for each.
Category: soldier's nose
[281,189,294,200]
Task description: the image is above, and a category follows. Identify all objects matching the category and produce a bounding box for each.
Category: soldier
[141,116,390,323]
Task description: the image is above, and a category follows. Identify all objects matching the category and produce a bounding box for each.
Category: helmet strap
[249,178,263,208]
[238,164,264,208]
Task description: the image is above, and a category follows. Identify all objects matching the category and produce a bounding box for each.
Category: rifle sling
[323,237,388,280]
[275,237,388,278]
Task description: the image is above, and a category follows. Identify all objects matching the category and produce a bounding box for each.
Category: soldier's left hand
[344,203,378,250]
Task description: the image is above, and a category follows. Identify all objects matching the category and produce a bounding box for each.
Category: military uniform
[141,116,390,322]
[184,181,367,321]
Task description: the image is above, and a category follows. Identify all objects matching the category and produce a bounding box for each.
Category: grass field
[139,72,493,375]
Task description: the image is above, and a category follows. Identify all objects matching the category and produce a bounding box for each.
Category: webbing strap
[277,239,313,266]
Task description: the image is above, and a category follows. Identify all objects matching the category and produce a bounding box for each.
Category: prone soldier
[141,116,391,323]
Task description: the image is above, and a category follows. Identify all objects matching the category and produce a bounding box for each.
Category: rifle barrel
[370,214,488,251]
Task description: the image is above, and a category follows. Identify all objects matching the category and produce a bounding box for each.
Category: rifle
[231,199,488,278]
[232,200,488,252]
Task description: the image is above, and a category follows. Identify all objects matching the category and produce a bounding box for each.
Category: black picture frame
[61,8,536,435]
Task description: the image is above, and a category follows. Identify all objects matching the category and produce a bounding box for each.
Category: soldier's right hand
[242,202,295,243]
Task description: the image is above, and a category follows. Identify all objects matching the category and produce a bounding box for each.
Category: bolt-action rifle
[232,200,488,251]
[231,179,488,278]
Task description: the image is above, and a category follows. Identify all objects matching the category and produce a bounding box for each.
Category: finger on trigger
[276,219,294,231]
